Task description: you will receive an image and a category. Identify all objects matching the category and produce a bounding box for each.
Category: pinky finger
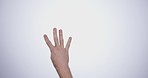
[43,34,54,49]
[65,37,72,51]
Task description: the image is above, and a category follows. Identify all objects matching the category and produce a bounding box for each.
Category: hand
[43,28,72,78]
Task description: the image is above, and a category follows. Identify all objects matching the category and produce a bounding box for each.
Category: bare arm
[43,28,73,78]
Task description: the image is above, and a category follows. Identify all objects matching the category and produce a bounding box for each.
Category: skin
[43,28,73,78]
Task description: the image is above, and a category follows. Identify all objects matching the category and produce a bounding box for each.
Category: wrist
[54,63,69,70]
[55,64,73,78]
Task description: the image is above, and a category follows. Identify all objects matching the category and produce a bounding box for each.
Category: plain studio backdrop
[0,0,148,78]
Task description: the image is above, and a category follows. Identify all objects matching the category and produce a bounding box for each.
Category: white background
[0,0,148,78]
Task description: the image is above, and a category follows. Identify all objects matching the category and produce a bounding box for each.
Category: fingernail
[59,29,62,32]
[53,28,57,30]
[43,34,47,37]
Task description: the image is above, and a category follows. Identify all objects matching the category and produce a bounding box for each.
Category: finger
[59,29,64,47]
[65,37,72,50]
[43,34,54,49]
[53,28,59,47]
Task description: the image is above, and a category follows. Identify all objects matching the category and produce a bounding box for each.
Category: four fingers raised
[44,28,72,50]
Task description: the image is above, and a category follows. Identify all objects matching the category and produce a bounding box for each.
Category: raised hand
[43,28,73,78]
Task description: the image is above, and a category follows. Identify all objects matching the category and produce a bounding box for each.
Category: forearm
[55,65,73,78]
